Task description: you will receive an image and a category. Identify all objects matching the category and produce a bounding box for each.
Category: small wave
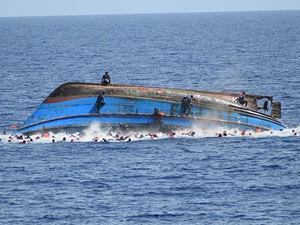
[128,212,185,219]
[261,164,283,170]
[244,184,278,192]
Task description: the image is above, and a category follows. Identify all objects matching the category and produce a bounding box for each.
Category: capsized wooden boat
[17,82,285,134]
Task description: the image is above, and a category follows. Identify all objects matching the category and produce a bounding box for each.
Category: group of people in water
[1,127,297,144]
[2,130,194,144]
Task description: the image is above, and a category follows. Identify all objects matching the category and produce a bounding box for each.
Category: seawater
[0,11,300,224]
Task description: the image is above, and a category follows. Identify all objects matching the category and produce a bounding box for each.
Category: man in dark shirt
[153,108,163,125]
[180,95,193,116]
[96,92,106,113]
[101,71,111,85]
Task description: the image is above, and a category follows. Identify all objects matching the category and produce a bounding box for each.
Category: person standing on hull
[180,95,193,116]
[235,92,248,106]
[96,92,106,113]
[101,71,111,85]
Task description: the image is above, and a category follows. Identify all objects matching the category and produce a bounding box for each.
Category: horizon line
[0,9,299,19]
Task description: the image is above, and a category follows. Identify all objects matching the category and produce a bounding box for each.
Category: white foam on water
[0,124,299,144]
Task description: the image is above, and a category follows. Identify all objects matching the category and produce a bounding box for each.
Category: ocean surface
[1,11,300,224]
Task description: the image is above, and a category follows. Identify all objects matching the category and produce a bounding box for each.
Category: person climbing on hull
[153,108,164,126]
[180,95,193,116]
[96,92,106,113]
[235,92,248,106]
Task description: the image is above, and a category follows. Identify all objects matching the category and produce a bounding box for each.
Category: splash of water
[0,124,299,144]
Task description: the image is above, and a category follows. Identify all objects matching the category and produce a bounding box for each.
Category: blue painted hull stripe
[17,113,285,134]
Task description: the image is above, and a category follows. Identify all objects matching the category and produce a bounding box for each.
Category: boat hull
[17,89,286,134]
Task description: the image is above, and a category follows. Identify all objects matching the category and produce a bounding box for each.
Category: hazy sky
[1,0,300,17]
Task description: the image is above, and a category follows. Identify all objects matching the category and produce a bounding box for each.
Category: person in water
[101,71,111,85]
[119,123,128,131]
[96,92,106,113]
[235,92,248,106]
[180,95,193,116]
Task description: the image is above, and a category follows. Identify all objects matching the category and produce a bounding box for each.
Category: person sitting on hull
[180,95,193,116]
[96,92,106,113]
[101,71,111,85]
[235,92,248,106]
